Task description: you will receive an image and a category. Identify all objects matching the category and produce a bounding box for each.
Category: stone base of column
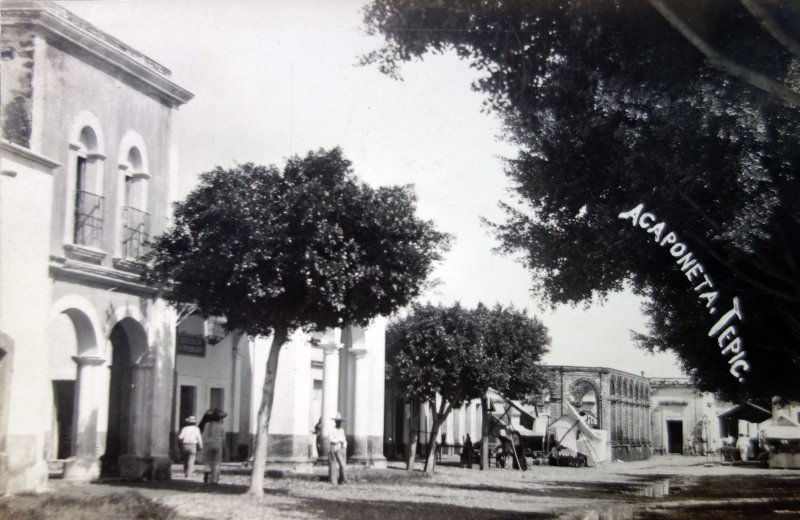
[117,454,172,481]
[348,435,387,467]
[2,435,48,494]
[149,455,172,481]
[264,456,315,474]
[118,454,148,480]
[62,455,100,481]
[0,452,8,493]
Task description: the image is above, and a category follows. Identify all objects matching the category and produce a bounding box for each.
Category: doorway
[666,420,684,454]
[179,385,196,424]
[52,381,76,459]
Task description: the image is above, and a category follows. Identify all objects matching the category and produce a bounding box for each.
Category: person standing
[313,418,322,460]
[462,434,474,468]
[203,408,227,484]
[736,433,749,462]
[178,416,202,478]
[329,412,348,484]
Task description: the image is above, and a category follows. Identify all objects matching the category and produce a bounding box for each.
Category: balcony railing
[74,190,105,248]
[121,206,150,259]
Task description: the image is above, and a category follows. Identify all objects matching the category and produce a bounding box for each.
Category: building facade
[0,0,192,492]
[174,317,387,468]
[649,378,732,456]
[545,365,652,462]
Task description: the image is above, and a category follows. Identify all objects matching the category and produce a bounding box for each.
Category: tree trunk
[423,400,451,475]
[480,394,489,470]
[247,325,288,496]
[406,401,418,471]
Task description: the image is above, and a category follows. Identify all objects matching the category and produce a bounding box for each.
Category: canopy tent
[761,416,800,440]
[485,388,540,431]
[548,402,607,465]
[718,402,772,424]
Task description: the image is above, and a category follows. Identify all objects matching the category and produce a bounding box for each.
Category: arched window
[610,378,616,395]
[116,132,150,261]
[70,124,105,249]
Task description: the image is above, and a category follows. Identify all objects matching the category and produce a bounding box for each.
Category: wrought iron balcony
[121,205,150,259]
[74,190,104,248]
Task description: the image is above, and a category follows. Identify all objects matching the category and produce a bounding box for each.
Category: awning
[717,402,772,423]
[486,387,538,429]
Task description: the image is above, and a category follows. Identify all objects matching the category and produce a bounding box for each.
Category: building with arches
[0,0,192,492]
[0,1,388,494]
[545,366,652,462]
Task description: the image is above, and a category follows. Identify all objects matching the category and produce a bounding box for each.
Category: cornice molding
[0,139,61,169]
[2,1,193,107]
[50,255,157,295]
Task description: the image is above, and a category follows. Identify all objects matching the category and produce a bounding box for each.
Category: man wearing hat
[202,408,227,484]
[329,412,348,484]
[178,415,203,478]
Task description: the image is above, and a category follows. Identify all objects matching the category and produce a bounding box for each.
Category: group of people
[177,408,228,483]
[180,409,349,486]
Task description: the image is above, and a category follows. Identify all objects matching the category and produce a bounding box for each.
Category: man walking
[329,412,348,484]
[178,416,202,478]
[736,433,749,462]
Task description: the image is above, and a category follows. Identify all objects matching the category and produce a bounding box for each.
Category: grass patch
[0,491,199,520]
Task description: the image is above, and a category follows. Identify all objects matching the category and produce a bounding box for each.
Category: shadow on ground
[95,478,276,496]
[271,496,556,520]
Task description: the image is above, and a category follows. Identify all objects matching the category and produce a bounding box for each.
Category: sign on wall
[177,333,206,357]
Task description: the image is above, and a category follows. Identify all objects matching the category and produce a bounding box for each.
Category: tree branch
[678,193,793,285]
[740,0,800,58]
[693,236,797,302]
[648,0,800,107]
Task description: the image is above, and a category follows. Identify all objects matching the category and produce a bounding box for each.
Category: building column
[63,355,104,481]
[350,348,369,463]
[231,334,243,458]
[118,358,154,480]
[318,340,341,462]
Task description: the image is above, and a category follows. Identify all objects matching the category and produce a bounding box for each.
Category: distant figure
[736,433,749,462]
[178,415,202,478]
[462,434,474,468]
[313,418,323,459]
[203,408,227,484]
[329,412,348,484]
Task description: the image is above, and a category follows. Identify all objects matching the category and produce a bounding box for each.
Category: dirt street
[10,455,800,519]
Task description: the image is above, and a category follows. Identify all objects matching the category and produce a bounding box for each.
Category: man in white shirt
[178,416,203,478]
[329,412,348,484]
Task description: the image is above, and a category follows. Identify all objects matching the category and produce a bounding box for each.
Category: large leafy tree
[364,0,800,400]
[387,303,549,473]
[145,148,450,494]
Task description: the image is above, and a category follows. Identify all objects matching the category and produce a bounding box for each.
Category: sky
[58,0,684,378]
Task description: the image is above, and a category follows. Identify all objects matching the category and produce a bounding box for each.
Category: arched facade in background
[546,365,652,462]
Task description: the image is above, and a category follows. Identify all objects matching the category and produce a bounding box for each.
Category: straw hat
[332,411,345,422]
[185,416,197,424]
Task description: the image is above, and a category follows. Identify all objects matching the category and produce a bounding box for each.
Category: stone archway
[568,378,602,429]
[47,299,105,481]
[104,317,150,477]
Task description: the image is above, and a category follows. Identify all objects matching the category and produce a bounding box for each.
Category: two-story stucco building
[0,0,192,493]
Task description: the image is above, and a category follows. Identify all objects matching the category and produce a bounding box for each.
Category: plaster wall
[0,144,56,493]
[35,32,174,260]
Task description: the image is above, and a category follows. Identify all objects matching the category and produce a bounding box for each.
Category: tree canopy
[145,147,450,493]
[387,302,549,472]
[364,0,800,400]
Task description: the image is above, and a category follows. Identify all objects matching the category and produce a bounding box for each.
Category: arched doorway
[47,307,98,464]
[103,318,149,476]
[569,380,600,428]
